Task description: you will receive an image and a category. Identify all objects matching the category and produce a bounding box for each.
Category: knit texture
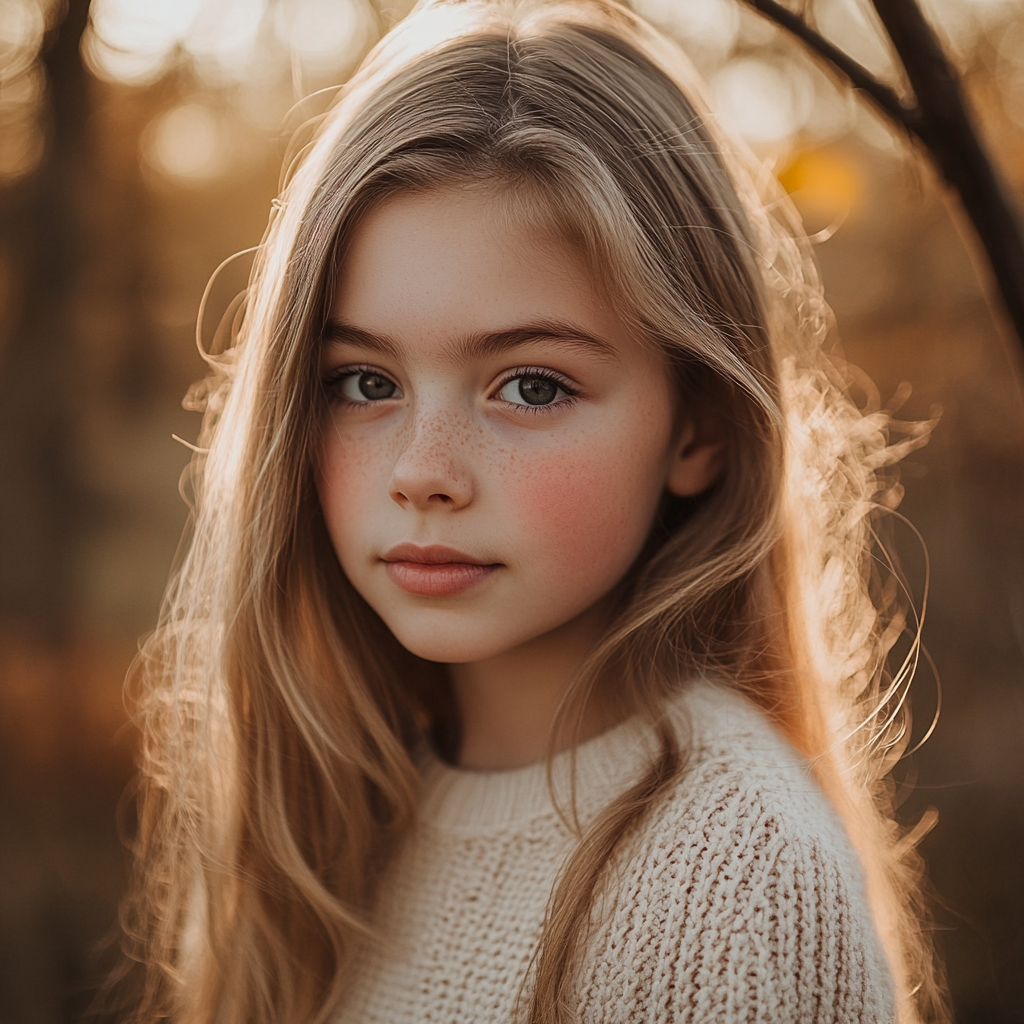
[337,679,896,1023]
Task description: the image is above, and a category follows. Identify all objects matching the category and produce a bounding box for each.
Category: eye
[496,372,573,408]
[327,369,402,404]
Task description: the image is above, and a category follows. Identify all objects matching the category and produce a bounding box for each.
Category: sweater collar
[417,700,666,833]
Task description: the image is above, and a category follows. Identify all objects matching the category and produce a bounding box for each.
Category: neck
[447,604,615,770]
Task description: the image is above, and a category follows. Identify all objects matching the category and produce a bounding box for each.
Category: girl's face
[318,188,719,664]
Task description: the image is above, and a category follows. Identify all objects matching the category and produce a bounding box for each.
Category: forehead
[330,187,629,357]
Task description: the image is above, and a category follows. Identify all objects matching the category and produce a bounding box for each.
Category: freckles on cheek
[319,430,387,534]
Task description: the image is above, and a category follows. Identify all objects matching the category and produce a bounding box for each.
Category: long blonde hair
[118,1,946,1021]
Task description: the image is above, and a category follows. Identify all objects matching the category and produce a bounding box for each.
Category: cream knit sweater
[338,679,896,1023]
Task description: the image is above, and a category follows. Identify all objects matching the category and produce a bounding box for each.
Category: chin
[383,616,523,665]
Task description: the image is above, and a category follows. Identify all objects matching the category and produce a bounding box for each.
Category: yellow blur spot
[142,103,227,184]
[778,149,863,222]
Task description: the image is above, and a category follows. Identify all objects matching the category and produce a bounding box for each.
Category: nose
[389,410,474,512]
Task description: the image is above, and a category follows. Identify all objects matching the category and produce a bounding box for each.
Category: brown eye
[498,374,568,407]
[356,372,396,400]
[517,377,558,405]
[333,370,401,403]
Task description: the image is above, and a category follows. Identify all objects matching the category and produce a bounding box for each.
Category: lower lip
[384,561,498,597]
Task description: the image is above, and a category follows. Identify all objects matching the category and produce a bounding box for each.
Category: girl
[120,0,946,1021]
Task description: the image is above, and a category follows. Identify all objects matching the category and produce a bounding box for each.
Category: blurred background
[0,0,1022,1020]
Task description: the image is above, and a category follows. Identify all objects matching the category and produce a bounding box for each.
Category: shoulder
[663,677,850,852]
[577,679,896,1024]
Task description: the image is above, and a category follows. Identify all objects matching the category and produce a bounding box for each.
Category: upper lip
[382,543,495,566]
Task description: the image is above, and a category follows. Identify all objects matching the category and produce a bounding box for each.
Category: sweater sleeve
[577,758,897,1024]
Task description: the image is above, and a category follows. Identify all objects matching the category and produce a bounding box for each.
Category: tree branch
[737,0,1024,351]
[869,0,1024,348]
[739,0,917,133]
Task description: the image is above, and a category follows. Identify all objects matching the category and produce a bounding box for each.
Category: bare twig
[869,0,1024,350]
[741,0,916,131]
[737,0,1024,350]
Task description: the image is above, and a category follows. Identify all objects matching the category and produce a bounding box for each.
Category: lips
[381,544,500,597]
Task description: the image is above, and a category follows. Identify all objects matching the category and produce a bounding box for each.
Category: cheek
[502,427,667,584]
[318,430,387,553]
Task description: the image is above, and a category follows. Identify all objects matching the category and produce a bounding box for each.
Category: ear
[665,418,726,498]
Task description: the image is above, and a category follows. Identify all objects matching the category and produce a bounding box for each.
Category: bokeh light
[0,0,50,182]
[921,0,1020,55]
[636,0,739,63]
[83,0,377,93]
[186,0,268,82]
[711,57,813,147]
[91,0,204,53]
[778,147,864,221]
[0,0,47,77]
[87,0,205,83]
[273,0,375,74]
[0,115,45,181]
[813,0,898,82]
[0,62,45,180]
[142,101,229,183]
[82,29,169,85]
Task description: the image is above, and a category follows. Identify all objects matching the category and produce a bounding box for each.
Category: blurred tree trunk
[741,0,1024,351]
[0,0,93,639]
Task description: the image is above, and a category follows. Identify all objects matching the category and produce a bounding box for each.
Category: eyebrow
[320,317,620,363]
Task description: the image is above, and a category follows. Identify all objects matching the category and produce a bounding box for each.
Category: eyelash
[321,364,387,406]
[321,364,581,412]
[491,366,580,414]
